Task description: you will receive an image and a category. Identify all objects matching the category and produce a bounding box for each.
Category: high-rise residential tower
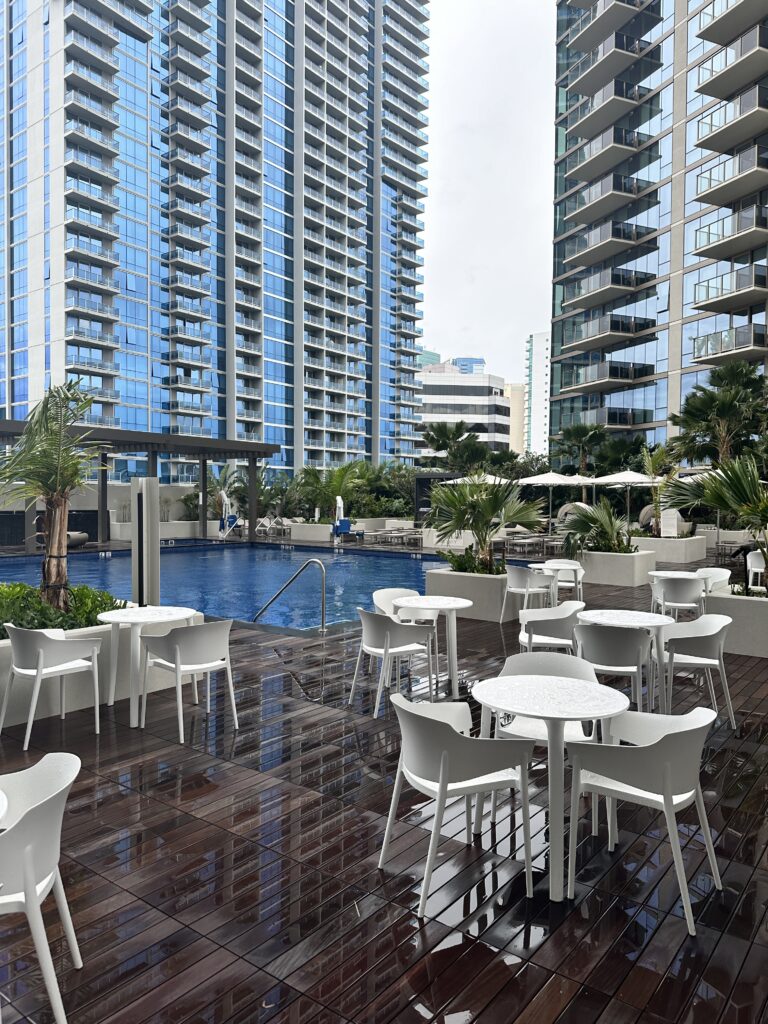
[7,0,427,479]
[552,0,766,453]
[524,330,550,454]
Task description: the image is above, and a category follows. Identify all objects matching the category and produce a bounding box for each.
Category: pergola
[0,419,279,549]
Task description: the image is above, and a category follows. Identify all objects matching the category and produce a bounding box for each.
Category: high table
[473,674,629,902]
[392,595,472,699]
[577,608,675,713]
[98,606,198,727]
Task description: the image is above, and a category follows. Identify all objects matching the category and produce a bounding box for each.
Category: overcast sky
[421,2,557,383]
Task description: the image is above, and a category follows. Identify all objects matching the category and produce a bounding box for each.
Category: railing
[252,558,327,633]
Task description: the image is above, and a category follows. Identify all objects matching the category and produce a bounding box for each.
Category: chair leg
[53,869,83,969]
[718,658,736,731]
[567,773,581,900]
[664,802,695,936]
[24,667,44,752]
[591,793,598,837]
[175,663,185,744]
[225,659,239,730]
[520,764,533,898]
[59,676,65,721]
[465,795,472,843]
[694,785,722,890]
[418,780,447,918]
[635,667,643,713]
[206,672,211,715]
[0,669,14,735]
[92,657,100,736]
[348,642,364,705]
[426,643,434,702]
[704,667,718,713]
[373,655,390,718]
[378,761,404,868]
[606,797,617,852]
[26,894,69,1024]
[191,675,199,705]
[140,656,151,729]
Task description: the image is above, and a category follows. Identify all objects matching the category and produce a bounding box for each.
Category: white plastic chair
[0,753,82,1023]
[747,549,765,589]
[380,694,534,917]
[546,562,585,602]
[349,607,434,716]
[657,577,705,618]
[505,565,552,609]
[663,614,735,729]
[1,625,101,752]
[518,600,585,653]
[140,620,239,743]
[372,587,439,667]
[575,623,653,712]
[567,708,721,935]
[695,567,731,600]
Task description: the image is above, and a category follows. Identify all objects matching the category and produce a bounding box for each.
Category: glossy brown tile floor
[1,577,768,1023]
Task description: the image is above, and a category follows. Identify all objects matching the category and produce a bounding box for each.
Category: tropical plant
[555,423,608,475]
[562,498,635,557]
[0,383,105,611]
[296,461,364,519]
[419,420,489,472]
[0,582,124,639]
[594,435,645,475]
[642,444,678,537]
[353,460,415,517]
[664,455,768,569]
[425,477,543,573]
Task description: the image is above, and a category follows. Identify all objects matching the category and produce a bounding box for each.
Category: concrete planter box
[706,592,768,658]
[421,529,475,552]
[581,550,656,588]
[425,568,519,623]
[635,536,707,564]
[0,615,203,728]
[287,523,334,543]
[109,520,219,542]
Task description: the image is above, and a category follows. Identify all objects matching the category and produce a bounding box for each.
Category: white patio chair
[140,620,239,743]
[747,549,765,589]
[649,578,663,614]
[548,563,585,603]
[518,600,585,654]
[505,565,553,610]
[663,614,735,729]
[657,576,705,618]
[0,752,82,1024]
[380,694,534,917]
[567,707,721,935]
[695,567,731,601]
[349,607,434,716]
[1,624,101,752]
[372,587,439,667]
[575,623,653,712]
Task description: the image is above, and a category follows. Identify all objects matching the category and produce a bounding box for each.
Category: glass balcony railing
[562,360,655,389]
[564,314,656,347]
[693,323,767,360]
[572,126,651,174]
[566,220,654,260]
[697,25,768,91]
[568,172,654,217]
[694,206,768,250]
[567,0,646,45]
[697,146,768,198]
[694,265,768,305]
[697,85,768,145]
[564,33,647,90]
[564,268,655,304]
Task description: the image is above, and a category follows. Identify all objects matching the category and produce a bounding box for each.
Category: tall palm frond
[562,498,633,557]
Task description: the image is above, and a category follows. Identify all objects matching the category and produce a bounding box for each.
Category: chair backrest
[519,601,585,640]
[664,614,731,660]
[5,623,70,671]
[390,694,530,784]
[505,566,545,591]
[574,623,652,668]
[658,576,705,605]
[500,651,597,683]
[747,550,765,572]
[372,588,419,617]
[695,567,731,592]
[143,620,232,666]
[0,752,80,895]
[357,607,429,650]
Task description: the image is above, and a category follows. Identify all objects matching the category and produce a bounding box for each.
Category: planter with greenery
[563,498,656,586]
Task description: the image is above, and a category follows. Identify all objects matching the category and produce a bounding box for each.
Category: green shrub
[0,583,125,640]
[440,546,506,575]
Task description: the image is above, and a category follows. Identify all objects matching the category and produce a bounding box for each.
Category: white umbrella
[448,473,513,485]
[335,495,344,522]
[518,471,588,533]
[594,470,663,520]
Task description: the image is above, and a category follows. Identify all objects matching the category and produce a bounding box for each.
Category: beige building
[504,383,526,454]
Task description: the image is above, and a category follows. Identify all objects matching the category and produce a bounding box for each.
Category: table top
[473,675,629,722]
[648,570,698,580]
[393,595,473,612]
[97,605,198,625]
[578,608,674,628]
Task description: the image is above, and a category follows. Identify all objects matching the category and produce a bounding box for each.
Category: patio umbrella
[593,470,662,521]
[448,473,513,485]
[518,471,587,533]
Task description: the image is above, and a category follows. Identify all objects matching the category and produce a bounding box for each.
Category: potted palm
[563,498,656,587]
[424,477,543,622]
[633,447,707,563]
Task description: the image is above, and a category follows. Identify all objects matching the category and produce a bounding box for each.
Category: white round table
[577,609,674,714]
[473,674,629,902]
[647,570,698,580]
[98,606,198,727]
[392,595,472,699]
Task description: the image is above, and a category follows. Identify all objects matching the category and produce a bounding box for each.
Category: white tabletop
[647,570,698,580]
[578,609,674,629]
[393,595,473,612]
[473,675,629,722]
[97,605,198,625]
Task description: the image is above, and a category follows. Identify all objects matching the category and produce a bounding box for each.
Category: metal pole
[199,458,208,540]
[548,486,553,534]
[147,450,158,477]
[97,451,109,545]
[248,457,257,542]
[252,558,327,634]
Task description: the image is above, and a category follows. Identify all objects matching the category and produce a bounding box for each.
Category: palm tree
[297,461,364,519]
[562,498,634,557]
[555,423,608,499]
[594,435,645,475]
[642,444,677,537]
[425,477,543,572]
[0,383,104,611]
[420,420,476,454]
[419,421,486,472]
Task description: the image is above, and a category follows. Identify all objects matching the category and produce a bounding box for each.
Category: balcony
[162,374,211,391]
[692,323,767,364]
[571,0,654,50]
[696,146,768,205]
[567,34,650,96]
[560,360,656,394]
[564,172,653,224]
[562,268,655,310]
[563,406,654,430]
[562,314,656,353]
[166,0,210,33]
[569,80,651,140]
[564,221,655,267]
[571,127,652,183]
[693,265,768,313]
[697,26,768,99]
[697,0,766,46]
[697,86,768,153]
[693,206,768,259]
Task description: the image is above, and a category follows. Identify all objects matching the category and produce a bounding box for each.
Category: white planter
[110,520,219,542]
[0,615,203,728]
[581,550,656,588]
[425,568,519,623]
[706,592,768,657]
[288,523,334,543]
[421,529,475,552]
[635,536,707,564]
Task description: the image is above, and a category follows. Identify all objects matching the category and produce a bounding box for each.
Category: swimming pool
[0,544,446,630]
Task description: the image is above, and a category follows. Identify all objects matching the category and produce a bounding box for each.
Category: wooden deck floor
[1,578,767,1023]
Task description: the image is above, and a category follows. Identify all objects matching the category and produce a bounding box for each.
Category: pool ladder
[252,558,327,634]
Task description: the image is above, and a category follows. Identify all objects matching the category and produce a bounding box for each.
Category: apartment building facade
[524,330,551,454]
[417,360,511,452]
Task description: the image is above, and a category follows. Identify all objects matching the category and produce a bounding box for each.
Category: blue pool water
[0,545,446,630]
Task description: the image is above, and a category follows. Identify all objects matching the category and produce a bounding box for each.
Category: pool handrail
[251,557,327,634]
